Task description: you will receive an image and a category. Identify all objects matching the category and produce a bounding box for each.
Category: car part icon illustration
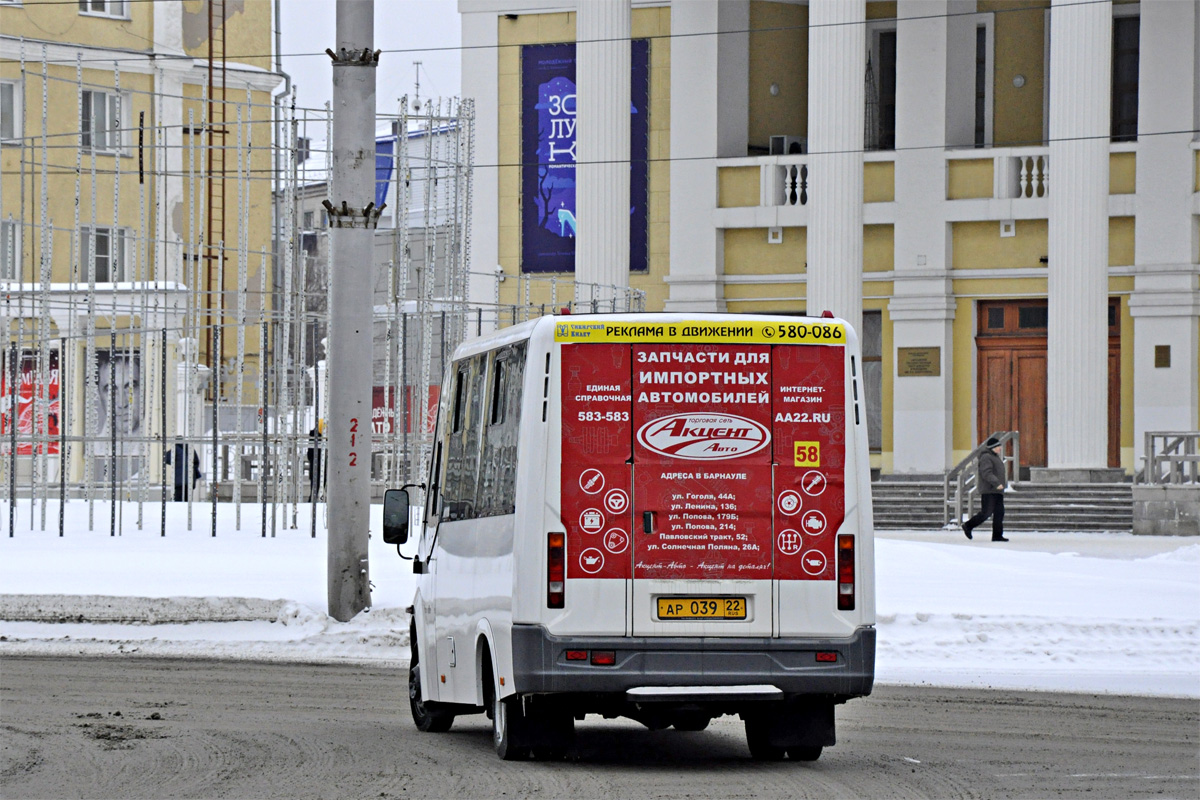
[801,470,827,496]
[801,510,827,534]
[604,488,629,514]
[801,549,827,576]
[580,509,604,533]
[579,548,605,574]
[777,529,802,556]
[777,490,802,516]
[604,528,629,554]
[579,468,605,494]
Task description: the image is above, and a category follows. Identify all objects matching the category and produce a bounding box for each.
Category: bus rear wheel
[787,746,823,761]
[745,718,787,761]
[489,668,530,760]
[409,653,453,732]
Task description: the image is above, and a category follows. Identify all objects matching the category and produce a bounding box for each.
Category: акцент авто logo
[637,413,769,460]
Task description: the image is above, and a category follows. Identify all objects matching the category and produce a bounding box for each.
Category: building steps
[871,480,1133,532]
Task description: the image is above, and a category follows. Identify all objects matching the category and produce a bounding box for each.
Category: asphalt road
[1,657,1196,799]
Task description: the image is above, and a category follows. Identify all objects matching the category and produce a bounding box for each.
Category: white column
[174,338,210,442]
[665,0,749,312]
[461,11,499,330]
[807,0,865,336]
[575,0,631,301]
[1130,0,1200,464]
[890,0,958,473]
[1045,0,1111,470]
[153,2,189,284]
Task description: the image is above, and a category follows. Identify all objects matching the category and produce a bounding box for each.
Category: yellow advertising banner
[554,320,847,345]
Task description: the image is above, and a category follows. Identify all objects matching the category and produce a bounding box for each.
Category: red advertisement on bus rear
[631,344,774,580]
[560,344,633,580]
[560,328,846,582]
[771,344,845,581]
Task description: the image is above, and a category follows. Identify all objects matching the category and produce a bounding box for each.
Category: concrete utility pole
[324,0,381,621]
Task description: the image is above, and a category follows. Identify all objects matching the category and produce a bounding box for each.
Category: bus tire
[787,746,823,761]
[486,659,530,760]
[673,713,712,732]
[409,656,453,733]
[744,716,786,761]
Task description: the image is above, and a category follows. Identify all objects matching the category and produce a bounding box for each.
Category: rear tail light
[816,651,838,663]
[565,650,587,661]
[548,532,565,608]
[590,651,616,666]
[837,533,855,611]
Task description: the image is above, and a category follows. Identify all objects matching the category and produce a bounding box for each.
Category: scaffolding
[0,53,644,537]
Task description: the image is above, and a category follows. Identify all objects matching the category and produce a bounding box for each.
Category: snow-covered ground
[1,500,1196,698]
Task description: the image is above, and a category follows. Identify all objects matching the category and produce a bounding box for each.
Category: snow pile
[0,501,1197,697]
[874,536,1199,697]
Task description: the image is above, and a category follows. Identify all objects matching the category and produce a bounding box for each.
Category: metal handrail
[1140,431,1200,486]
[943,431,1020,528]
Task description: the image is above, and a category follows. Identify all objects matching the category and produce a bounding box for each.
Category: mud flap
[519,697,576,750]
[744,698,836,748]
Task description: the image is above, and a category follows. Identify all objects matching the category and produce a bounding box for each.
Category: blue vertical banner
[375,136,394,210]
[521,40,650,274]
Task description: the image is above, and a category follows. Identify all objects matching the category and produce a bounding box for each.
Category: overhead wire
[9,0,1115,66]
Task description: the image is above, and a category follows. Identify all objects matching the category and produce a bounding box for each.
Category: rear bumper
[510,624,875,698]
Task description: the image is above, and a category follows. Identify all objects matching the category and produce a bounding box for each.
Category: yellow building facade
[1,0,281,487]
[463,0,1199,479]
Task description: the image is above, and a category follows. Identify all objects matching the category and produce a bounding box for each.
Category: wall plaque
[897,347,941,377]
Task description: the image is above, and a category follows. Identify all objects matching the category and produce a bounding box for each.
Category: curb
[0,595,289,624]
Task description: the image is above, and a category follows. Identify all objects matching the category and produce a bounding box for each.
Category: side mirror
[382,488,411,545]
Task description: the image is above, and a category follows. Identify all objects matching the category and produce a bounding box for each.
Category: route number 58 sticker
[794,441,820,467]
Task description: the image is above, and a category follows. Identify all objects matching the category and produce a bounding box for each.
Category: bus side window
[426,440,442,522]
[443,355,486,521]
[478,342,526,518]
[451,365,468,433]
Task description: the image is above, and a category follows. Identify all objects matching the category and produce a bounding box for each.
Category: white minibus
[383,313,875,761]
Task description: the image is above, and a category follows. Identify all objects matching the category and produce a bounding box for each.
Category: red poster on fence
[0,350,60,455]
[372,385,441,435]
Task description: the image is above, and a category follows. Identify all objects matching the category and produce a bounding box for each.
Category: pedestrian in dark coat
[306,426,324,500]
[165,443,201,501]
[963,436,1009,542]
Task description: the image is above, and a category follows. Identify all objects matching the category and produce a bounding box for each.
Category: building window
[80,226,129,283]
[300,232,319,257]
[78,0,125,17]
[303,211,314,230]
[0,80,20,144]
[1018,306,1049,329]
[866,27,897,151]
[81,90,126,153]
[974,26,987,147]
[1,218,18,280]
[861,311,882,453]
[1111,15,1139,142]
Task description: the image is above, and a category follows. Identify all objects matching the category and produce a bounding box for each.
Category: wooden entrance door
[976,300,1120,469]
